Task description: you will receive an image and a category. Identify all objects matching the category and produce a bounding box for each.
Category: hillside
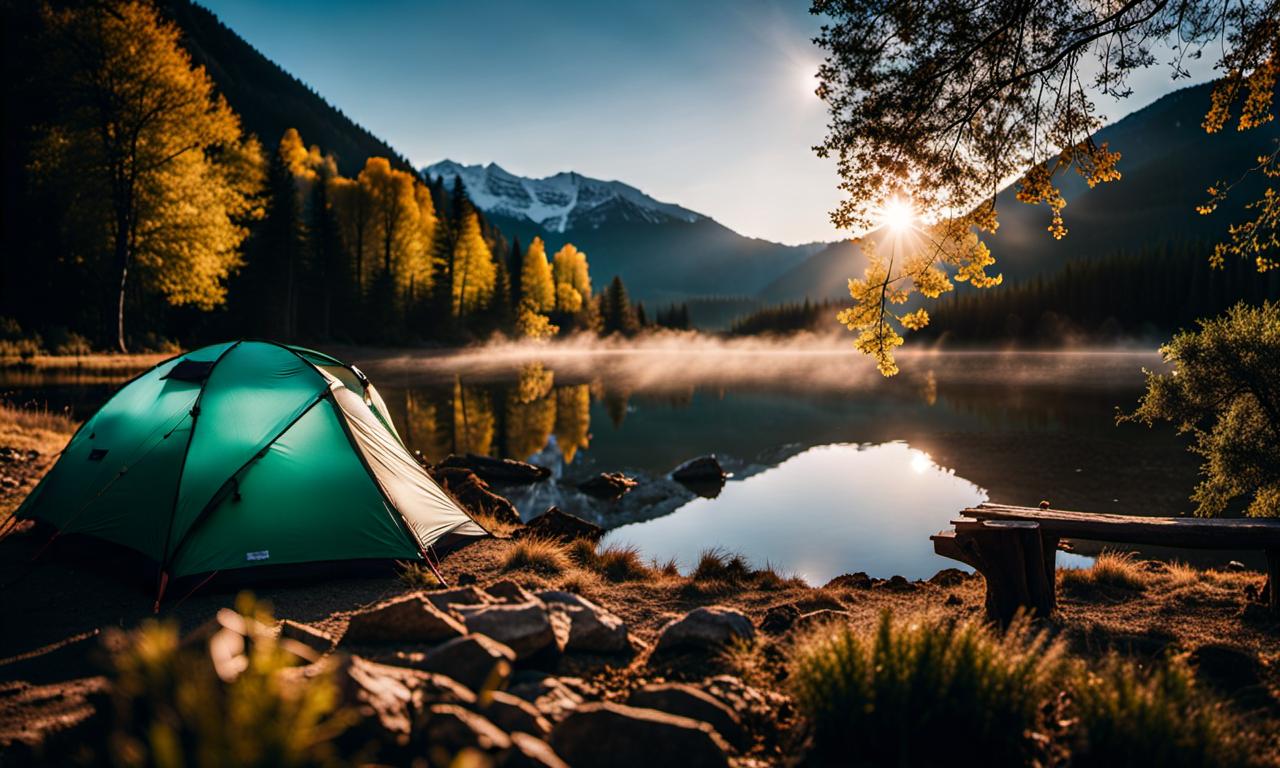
[762,81,1279,302]
[159,0,416,177]
[426,162,824,303]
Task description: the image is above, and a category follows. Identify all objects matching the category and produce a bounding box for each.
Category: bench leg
[1267,549,1279,614]
[955,529,1054,626]
[1041,535,1059,612]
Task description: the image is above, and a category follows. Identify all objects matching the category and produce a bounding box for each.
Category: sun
[881,198,916,233]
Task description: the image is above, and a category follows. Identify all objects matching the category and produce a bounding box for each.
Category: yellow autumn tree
[358,157,435,303]
[452,378,495,456]
[36,0,264,351]
[328,175,373,295]
[552,243,591,313]
[520,237,556,312]
[451,210,496,316]
[505,363,557,459]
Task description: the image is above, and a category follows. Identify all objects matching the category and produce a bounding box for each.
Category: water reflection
[3,348,1216,578]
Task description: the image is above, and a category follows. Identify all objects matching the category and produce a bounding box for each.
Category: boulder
[455,601,558,660]
[335,655,474,755]
[483,690,553,737]
[425,585,493,613]
[550,702,731,768]
[881,575,917,591]
[513,507,603,543]
[578,471,638,500]
[506,675,587,722]
[626,682,747,749]
[653,606,755,656]
[824,572,872,590]
[538,592,630,653]
[341,594,465,645]
[760,603,801,634]
[278,620,333,656]
[671,455,726,484]
[1190,643,1264,693]
[438,453,551,485]
[929,568,969,587]
[430,465,522,527]
[420,703,512,753]
[487,579,536,604]
[408,634,517,692]
[500,731,570,768]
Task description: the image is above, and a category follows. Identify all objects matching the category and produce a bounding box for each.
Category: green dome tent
[14,341,487,604]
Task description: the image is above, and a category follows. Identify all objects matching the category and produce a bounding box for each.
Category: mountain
[425,161,824,303]
[159,0,416,177]
[762,80,1279,302]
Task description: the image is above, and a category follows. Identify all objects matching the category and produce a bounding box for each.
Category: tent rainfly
[14,341,487,606]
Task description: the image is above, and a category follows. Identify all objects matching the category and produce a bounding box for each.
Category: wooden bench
[932,503,1280,625]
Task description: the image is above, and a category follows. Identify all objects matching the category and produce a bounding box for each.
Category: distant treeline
[920,241,1280,344]
[728,299,838,336]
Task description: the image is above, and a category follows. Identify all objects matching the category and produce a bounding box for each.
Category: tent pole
[171,570,219,612]
[153,571,169,614]
[424,555,448,587]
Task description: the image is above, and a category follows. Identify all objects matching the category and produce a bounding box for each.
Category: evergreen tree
[600,276,638,336]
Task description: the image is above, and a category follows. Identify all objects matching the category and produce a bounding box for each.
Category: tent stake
[424,556,448,587]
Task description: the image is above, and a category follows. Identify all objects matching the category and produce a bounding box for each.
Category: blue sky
[201,0,1213,245]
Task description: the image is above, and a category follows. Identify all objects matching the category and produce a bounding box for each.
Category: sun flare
[881,198,916,233]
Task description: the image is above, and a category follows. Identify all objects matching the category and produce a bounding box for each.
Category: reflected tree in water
[554,384,592,464]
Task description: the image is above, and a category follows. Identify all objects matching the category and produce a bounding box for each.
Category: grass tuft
[788,610,1063,766]
[567,539,652,582]
[1061,550,1149,596]
[501,537,571,577]
[1067,654,1246,767]
[686,548,797,594]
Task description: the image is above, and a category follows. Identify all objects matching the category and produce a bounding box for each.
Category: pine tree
[600,276,637,336]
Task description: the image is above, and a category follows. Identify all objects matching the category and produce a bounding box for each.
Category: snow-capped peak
[423,160,704,233]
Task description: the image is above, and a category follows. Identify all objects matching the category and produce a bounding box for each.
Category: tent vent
[163,359,215,382]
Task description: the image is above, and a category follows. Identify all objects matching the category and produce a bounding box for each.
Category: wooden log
[963,504,1280,549]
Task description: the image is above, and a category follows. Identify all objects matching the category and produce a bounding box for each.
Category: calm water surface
[2,344,1208,583]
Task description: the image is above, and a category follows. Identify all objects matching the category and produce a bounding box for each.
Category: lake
[1,341,1216,584]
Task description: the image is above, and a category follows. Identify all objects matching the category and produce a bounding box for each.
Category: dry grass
[567,539,653,582]
[467,508,521,538]
[0,401,77,452]
[0,352,170,372]
[1060,550,1150,596]
[683,548,800,596]
[500,537,572,577]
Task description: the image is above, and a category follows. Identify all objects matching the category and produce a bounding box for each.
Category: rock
[425,585,493,613]
[944,594,963,607]
[824,572,872,590]
[278,620,333,656]
[671,455,726,484]
[483,690,553,737]
[881,575,917,591]
[653,606,754,656]
[1190,643,1263,693]
[342,594,465,645]
[538,592,630,653]
[455,601,558,660]
[701,674,790,726]
[420,703,512,753]
[507,675,586,722]
[626,682,747,749]
[929,568,968,587]
[408,634,517,692]
[1226,560,1247,572]
[550,702,731,767]
[438,453,551,485]
[430,465,522,527]
[335,655,474,755]
[792,609,852,632]
[760,604,800,634]
[513,507,604,543]
[487,579,536,604]
[500,731,570,768]
[458,572,479,586]
[578,471,638,500]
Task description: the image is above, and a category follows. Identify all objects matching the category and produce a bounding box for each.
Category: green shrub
[788,610,1063,766]
[106,592,349,766]
[1067,654,1246,768]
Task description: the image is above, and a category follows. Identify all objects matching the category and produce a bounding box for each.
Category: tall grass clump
[106,593,349,766]
[1060,550,1149,595]
[501,537,571,576]
[567,538,651,582]
[788,610,1063,766]
[1067,654,1246,768]
[686,548,793,594]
